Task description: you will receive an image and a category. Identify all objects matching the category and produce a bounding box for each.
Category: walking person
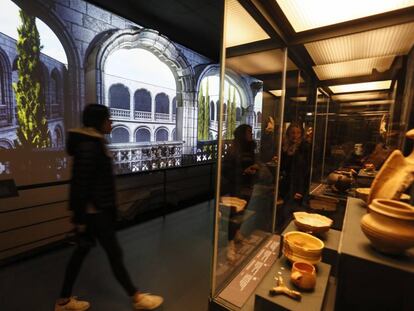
[55,104,163,311]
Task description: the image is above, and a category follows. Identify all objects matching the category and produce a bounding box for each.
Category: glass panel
[211,0,286,300]
[277,70,314,231]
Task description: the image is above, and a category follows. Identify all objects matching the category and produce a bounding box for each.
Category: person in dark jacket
[55,104,163,311]
[221,124,259,261]
[277,122,311,230]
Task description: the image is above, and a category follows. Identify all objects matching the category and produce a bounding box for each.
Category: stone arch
[50,68,62,106]
[109,83,130,110]
[195,64,252,109]
[134,88,151,112]
[111,126,130,143]
[155,127,169,142]
[13,0,82,127]
[210,100,215,121]
[257,111,262,124]
[135,126,151,142]
[172,97,176,114]
[84,28,195,108]
[236,107,242,121]
[155,92,169,114]
[0,139,13,149]
[54,125,63,147]
[0,47,13,126]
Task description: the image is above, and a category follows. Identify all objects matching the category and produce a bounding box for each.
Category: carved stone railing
[195,140,233,163]
[134,110,152,120]
[110,108,131,119]
[109,141,183,174]
[155,112,170,121]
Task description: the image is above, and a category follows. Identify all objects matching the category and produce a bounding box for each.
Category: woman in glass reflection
[278,122,311,230]
[222,124,259,262]
[55,104,163,311]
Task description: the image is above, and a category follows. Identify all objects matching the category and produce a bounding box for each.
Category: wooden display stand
[335,197,414,310]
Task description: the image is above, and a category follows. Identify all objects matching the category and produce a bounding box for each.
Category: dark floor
[0,201,214,311]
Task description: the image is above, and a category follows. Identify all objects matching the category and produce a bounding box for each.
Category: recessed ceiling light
[276,0,414,32]
[225,0,270,47]
[329,80,392,93]
[269,89,282,97]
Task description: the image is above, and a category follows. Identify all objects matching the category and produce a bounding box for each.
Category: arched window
[155,128,169,141]
[54,126,63,147]
[134,88,151,112]
[172,97,177,114]
[135,128,151,142]
[51,69,61,106]
[216,100,219,121]
[236,107,241,121]
[111,127,129,143]
[172,128,177,140]
[257,111,262,124]
[210,100,215,121]
[109,84,130,110]
[155,93,169,114]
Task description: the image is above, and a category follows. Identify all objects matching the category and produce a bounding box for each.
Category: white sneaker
[133,293,164,310]
[54,297,90,311]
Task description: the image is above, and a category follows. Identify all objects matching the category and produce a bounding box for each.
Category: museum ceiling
[88,0,414,103]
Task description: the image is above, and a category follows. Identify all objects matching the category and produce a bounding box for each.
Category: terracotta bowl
[356,188,371,203]
[283,231,324,264]
[293,212,333,234]
[361,199,414,254]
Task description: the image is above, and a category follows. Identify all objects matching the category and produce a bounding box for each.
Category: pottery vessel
[293,212,333,234]
[290,261,316,290]
[360,199,414,254]
[327,170,354,193]
[283,231,324,264]
[367,129,414,204]
[356,188,370,203]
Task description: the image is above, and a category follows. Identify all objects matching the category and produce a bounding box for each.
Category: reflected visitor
[55,104,163,311]
[277,122,311,231]
[222,124,258,262]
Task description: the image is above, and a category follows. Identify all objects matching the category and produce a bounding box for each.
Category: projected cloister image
[0,0,264,184]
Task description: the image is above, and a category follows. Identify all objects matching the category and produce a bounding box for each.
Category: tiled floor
[0,201,214,311]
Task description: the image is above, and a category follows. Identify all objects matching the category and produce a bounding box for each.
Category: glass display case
[210,0,287,308]
[210,1,414,311]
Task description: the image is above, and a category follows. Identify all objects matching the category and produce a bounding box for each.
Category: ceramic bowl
[356,188,371,203]
[293,212,333,234]
[361,199,414,254]
[283,231,324,264]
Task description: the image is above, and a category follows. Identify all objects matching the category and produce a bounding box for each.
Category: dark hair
[232,124,255,153]
[286,122,304,138]
[82,104,110,131]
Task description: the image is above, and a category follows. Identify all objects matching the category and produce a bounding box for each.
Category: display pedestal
[254,257,331,311]
[282,221,340,271]
[335,197,414,310]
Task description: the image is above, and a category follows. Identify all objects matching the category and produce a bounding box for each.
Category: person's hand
[265,116,275,134]
[294,193,303,200]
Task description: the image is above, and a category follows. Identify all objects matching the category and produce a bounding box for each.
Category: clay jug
[361,199,414,254]
[290,261,316,290]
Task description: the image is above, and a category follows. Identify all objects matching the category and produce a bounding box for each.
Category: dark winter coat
[67,127,116,224]
[279,141,311,201]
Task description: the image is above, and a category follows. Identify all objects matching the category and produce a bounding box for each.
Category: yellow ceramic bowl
[293,212,333,234]
[283,231,324,264]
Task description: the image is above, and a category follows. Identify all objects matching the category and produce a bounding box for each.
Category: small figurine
[269,276,302,300]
